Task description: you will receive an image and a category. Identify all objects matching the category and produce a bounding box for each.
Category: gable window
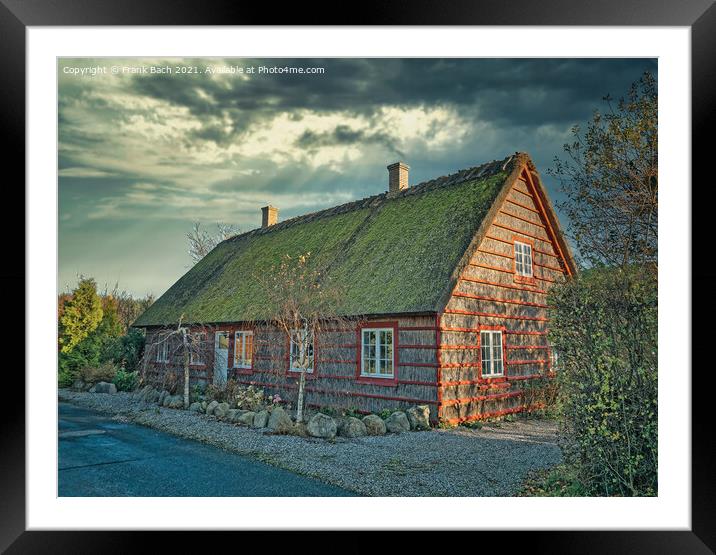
[480,330,504,377]
[361,328,394,379]
[190,332,207,365]
[156,339,169,363]
[514,241,533,277]
[289,328,314,373]
[234,330,254,369]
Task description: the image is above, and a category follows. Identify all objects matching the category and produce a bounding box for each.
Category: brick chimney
[261,205,278,228]
[387,161,409,194]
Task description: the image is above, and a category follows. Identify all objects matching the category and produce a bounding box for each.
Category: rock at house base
[307,413,337,439]
[406,405,431,430]
[92,382,117,395]
[252,410,269,428]
[385,411,410,433]
[362,414,387,435]
[237,411,256,426]
[214,402,230,418]
[338,416,367,438]
[189,402,203,413]
[268,407,293,433]
[205,400,219,416]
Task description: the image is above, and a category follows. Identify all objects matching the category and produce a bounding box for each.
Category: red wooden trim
[485,234,559,259]
[508,373,555,381]
[435,313,443,417]
[505,197,540,215]
[442,389,523,407]
[499,208,546,229]
[439,379,512,388]
[458,275,547,295]
[505,359,549,365]
[440,344,481,350]
[399,361,439,368]
[441,327,548,336]
[477,247,513,260]
[356,320,399,386]
[235,378,438,405]
[491,222,549,243]
[512,187,534,199]
[452,291,550,309]
[468,261,514,275]
[522,168,574,277]
[440,362,481,368]
[444,308,548,322]
[398,379,439,387]
[444,403,546,424]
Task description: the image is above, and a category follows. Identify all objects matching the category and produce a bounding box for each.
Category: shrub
[58,368,75,388]
[204,383,226,403]
[79,361,119,385]
[190,383,206,403]
[101,328,145,371]
[235,384,265,411]
[549,266,657,496]
[113,368,138,392]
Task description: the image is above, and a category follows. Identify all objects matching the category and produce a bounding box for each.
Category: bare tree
[140,315,212,408]
[549,71,657,270]
[186,222,240,265]
[252,252,356,423]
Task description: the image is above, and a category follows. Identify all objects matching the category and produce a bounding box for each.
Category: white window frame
[156,339,169,363]
[360,327,395,379]
[289,328,314,373]
[514,240,533,277]
[480,330,504,378]
[234,330,254,369]
[190,332,206,365]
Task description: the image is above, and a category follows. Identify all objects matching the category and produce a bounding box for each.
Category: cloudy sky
[58,57,656,297]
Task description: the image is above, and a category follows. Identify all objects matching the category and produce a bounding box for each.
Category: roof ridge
[223,153,522,245]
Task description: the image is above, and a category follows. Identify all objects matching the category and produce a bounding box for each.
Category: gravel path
[58,389,562,496]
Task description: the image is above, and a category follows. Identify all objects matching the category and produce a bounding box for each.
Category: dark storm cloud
[296,125,404,157]
[127,58,657,144]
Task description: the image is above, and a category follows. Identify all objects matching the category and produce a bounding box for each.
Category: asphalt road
[58,402,356,497]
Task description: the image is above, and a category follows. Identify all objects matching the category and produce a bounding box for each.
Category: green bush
[548,266,657,496]
[58,368,75,388]
[79,361,119,385]
[101,328,145,371]
[113,368,139,391]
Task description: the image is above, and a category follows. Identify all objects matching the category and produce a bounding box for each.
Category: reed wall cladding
[437,176,566,424]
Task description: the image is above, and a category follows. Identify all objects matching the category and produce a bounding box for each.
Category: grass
[518,463,589,497]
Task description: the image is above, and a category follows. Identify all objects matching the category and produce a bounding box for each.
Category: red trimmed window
[359,325,396,380]
[233,330,254,369]
[289,328,314,374]
[190,332,207,365]
[480,329,504,377]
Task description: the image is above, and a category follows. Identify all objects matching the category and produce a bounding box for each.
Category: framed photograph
[4,0,712,551]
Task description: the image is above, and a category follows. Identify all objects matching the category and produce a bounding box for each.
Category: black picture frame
[3,1,712,552]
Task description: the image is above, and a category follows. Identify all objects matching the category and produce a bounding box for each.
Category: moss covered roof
[134,154,520,326]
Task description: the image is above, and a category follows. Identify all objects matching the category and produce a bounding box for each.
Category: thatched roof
[134,154,525,327]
